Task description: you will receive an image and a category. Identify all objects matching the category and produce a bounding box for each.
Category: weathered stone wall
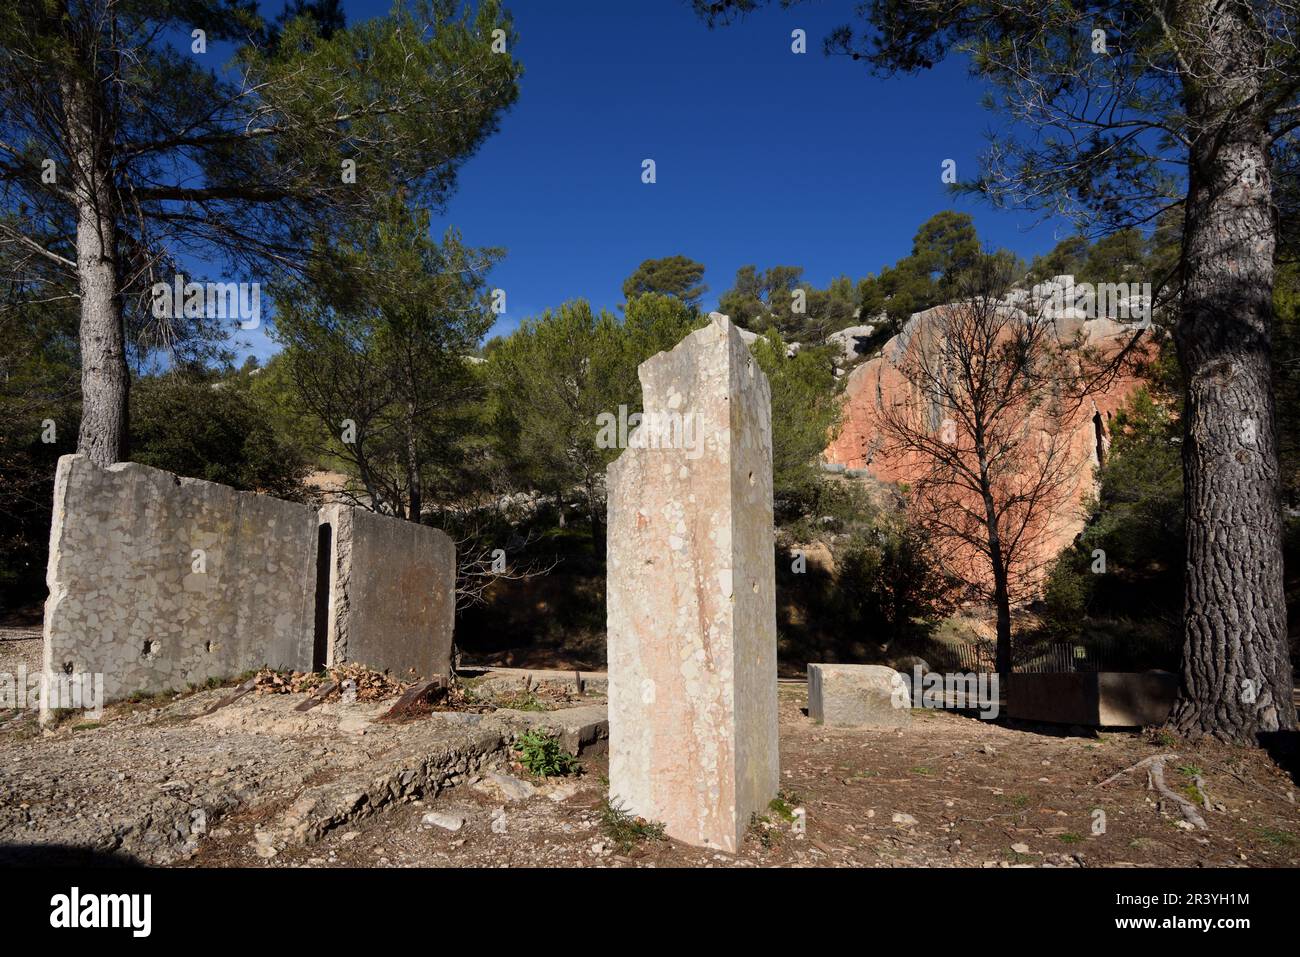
[606,313,779,852]
[1007,672,1177,727]
[42,455,319,714]
[319,504,455,680]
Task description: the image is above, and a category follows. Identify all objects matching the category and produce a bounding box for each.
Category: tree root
[1098,753,1208,830]
[1210,762,1295,805]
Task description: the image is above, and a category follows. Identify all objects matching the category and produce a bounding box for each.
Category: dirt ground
[4,645,1296,869]
[195,684,1298,869]
[0,629,42,676]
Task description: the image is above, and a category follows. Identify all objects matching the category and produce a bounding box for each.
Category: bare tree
[448,516,559,612]
[876,256,1123,673]
[693,0,1300,743]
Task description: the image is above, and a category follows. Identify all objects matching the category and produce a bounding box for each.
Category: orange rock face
[824,305,1150,597]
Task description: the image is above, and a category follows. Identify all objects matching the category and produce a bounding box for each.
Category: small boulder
[421,810,467,832]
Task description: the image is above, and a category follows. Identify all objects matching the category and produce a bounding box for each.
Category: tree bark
[63,66,127,466]
[977,453,1013,675]
[1169,5,1296,741]
[404,385,422,523]
[586,477,604,556]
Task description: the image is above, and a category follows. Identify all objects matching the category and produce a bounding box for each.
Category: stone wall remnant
[42,457,459,719]
[606,312,779,852]
[319,504,455,681]
[1008,672,1177,727]
[42,455,319,717]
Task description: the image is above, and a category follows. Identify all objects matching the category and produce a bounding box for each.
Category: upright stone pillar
[606,313,779,852]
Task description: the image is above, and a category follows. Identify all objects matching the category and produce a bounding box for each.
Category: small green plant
[1010,794,1031,809]
[1175,765,1207,804]
[497,690,547,712]
[513,729,578,777]
[123,688,176,710]
[911,766,932,776]
[749,813,779,848]
[599,797,666,853]
[1058,833,1083,844]
[768,796,797,822]
[1255,826,1296,847]
[1151,729,1178,748]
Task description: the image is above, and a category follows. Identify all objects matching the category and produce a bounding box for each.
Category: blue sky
[235,0,1078,361]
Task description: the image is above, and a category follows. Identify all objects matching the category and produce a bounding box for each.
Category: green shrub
[513,729,578,777]
[598,797,666,852]
[131,373,307,498]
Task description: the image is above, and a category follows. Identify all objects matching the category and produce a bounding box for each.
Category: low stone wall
[42,455,319,715]
[319,504,455,680]
[1007,672,1177,727]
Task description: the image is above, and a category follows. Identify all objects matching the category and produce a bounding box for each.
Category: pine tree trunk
[405,393,422,522]
[586,478,604,556]
[63,68,127,466]
[1169,8,1296,741]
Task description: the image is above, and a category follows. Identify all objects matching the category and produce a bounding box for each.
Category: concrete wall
[319,504,455,681]
[1007,672,1177,726]
[42,455,319,714]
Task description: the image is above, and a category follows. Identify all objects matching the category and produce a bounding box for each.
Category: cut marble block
[807,663,913,728]
[606,313,779,852]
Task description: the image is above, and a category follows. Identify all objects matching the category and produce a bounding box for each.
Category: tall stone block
[41,455,318,715]
[606,313,779,852]
[318,504,455,680]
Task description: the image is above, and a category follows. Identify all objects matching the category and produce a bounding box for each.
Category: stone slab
[491,703,610,755]
[41,455,318,716]
[1007,671,1177,727]
[807,663,912,728]
[319,504,455,681]
[606,313,779,852]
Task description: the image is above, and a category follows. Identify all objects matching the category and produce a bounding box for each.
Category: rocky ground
[2,642,1298,869]
[0,628,42,675]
